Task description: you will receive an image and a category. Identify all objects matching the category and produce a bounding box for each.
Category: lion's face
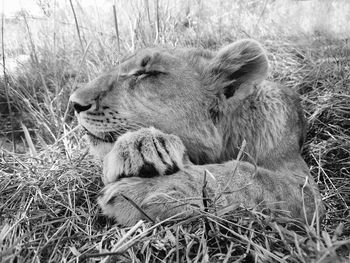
[70,48,215,159]
[70,40,268,162]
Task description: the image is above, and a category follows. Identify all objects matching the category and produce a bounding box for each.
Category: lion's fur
[70,39,323,225]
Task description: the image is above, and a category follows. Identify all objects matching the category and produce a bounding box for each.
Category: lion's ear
[204,39,268,99]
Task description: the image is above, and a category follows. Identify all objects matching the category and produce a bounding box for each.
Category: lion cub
[70,39,323,226]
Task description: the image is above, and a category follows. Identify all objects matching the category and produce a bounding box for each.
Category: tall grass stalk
[112,4,120,52]
[69,0,84,53]
[1,11,16,152]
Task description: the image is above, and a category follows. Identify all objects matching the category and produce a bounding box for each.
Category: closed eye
[129,70,167,89]
[133,70,165,78]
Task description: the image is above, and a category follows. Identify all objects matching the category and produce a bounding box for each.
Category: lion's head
[70,39,278,164]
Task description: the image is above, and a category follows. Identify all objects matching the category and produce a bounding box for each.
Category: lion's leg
[204,161,323,224]
[98,171,205,226]
[98,160,321,226]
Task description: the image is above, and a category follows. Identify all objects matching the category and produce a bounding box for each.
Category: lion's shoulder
[217,79,307,168]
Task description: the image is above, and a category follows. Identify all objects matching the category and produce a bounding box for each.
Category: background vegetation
[0,0,349,262]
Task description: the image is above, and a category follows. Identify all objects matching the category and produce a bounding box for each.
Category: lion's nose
[72,103,92,113]
[69,92,94,113]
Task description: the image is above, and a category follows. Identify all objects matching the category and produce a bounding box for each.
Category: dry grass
[1,0,350,262]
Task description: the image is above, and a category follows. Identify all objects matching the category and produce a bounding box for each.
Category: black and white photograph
[0,0,349,262]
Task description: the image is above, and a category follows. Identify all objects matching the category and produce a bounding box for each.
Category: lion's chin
[81,128,116,160]
[83,128,117,143]
[83,134,114,160]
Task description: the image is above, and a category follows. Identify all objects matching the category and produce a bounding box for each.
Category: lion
[69,39,324,226]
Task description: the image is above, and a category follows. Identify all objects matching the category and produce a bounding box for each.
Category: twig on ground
[120,193,155,223]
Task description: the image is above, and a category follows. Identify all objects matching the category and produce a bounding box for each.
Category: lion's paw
[97,176,198,226]
[103,127,186,184]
